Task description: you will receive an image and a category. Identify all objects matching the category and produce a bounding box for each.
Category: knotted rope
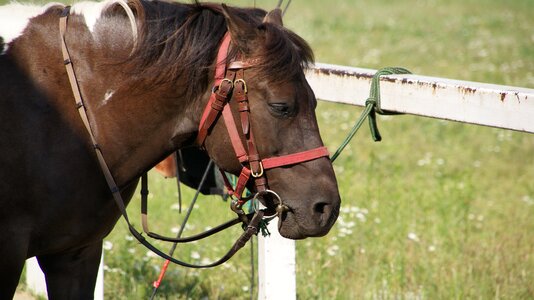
[330,67,412,162]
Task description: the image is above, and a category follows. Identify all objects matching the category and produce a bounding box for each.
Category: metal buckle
[212,78,234,93]
[250,161,264,178]
[233,78,248,94]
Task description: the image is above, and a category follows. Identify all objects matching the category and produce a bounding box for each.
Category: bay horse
[0,0,340,298]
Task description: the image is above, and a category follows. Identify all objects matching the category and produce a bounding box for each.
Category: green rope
[330,67,412,163]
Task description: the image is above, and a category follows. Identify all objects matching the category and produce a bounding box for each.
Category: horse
[0,0,341,298]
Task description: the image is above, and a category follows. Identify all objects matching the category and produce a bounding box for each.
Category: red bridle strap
[196,32,232,146]
[261,146,330,170]
[222,103,248,163]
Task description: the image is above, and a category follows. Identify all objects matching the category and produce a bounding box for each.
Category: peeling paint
[462,87,477,94]
[314,67,373,80]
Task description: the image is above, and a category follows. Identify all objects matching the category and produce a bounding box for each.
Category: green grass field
[9,0,534,298]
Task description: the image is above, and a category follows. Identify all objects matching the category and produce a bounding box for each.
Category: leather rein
[59,6,328,268]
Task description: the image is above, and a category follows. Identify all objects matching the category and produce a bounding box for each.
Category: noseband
[196,32,330,217]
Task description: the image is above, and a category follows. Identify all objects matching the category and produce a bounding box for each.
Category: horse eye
[268,103,292,117]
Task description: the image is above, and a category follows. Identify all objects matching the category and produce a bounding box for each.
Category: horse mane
[113,0,314,100]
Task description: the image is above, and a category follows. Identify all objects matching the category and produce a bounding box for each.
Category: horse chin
[276,209,335,240]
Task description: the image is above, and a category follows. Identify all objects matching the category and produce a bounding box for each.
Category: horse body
[0,4,146,297]
[0,1,340,298]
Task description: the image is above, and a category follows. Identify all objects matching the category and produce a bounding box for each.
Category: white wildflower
[407,232,420,242]
[350,206,360,213]
[190,251,201,260]
[345,221,356,228]
[339,227,353,235]
[146,251,158,258]
[522,195,534,206]
[326,245,339,256]
[103,241,113,251]
[201,258,212,265]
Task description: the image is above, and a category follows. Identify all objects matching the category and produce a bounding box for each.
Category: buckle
[211,78,234,93]
[234,78,248,94]
[250,161,264,178]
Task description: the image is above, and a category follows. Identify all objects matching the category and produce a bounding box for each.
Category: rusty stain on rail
[311,65,451,92]
[311,66,373,80]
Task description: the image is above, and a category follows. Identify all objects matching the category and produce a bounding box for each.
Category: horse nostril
[313,202,329,214]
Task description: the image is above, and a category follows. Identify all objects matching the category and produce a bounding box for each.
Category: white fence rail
[27,63,534,299]
[308,63,534,133]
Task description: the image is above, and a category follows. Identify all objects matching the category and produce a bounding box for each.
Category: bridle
[58,6,328,268]
[196,32,330,220]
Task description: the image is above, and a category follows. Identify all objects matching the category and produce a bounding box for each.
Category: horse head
[199,5,341,239]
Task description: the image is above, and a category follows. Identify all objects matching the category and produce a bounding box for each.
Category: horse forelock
[254,22,315,84]
[123,0,314,102]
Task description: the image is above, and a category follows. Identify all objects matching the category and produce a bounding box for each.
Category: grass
[8,0,534,298]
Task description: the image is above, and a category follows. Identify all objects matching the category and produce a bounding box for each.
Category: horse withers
[0,0,340,298]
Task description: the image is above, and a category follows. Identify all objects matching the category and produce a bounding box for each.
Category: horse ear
[263,8,283,26]
[221,4,258,54]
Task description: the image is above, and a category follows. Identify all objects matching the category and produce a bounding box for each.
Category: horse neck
[58,10,207,186]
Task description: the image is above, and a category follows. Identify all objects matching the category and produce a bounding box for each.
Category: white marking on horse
[102,89,115,105]
[71,1,107,34]
[71,0,137,41]
[0,2,60,54]
[0,0,137,55]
